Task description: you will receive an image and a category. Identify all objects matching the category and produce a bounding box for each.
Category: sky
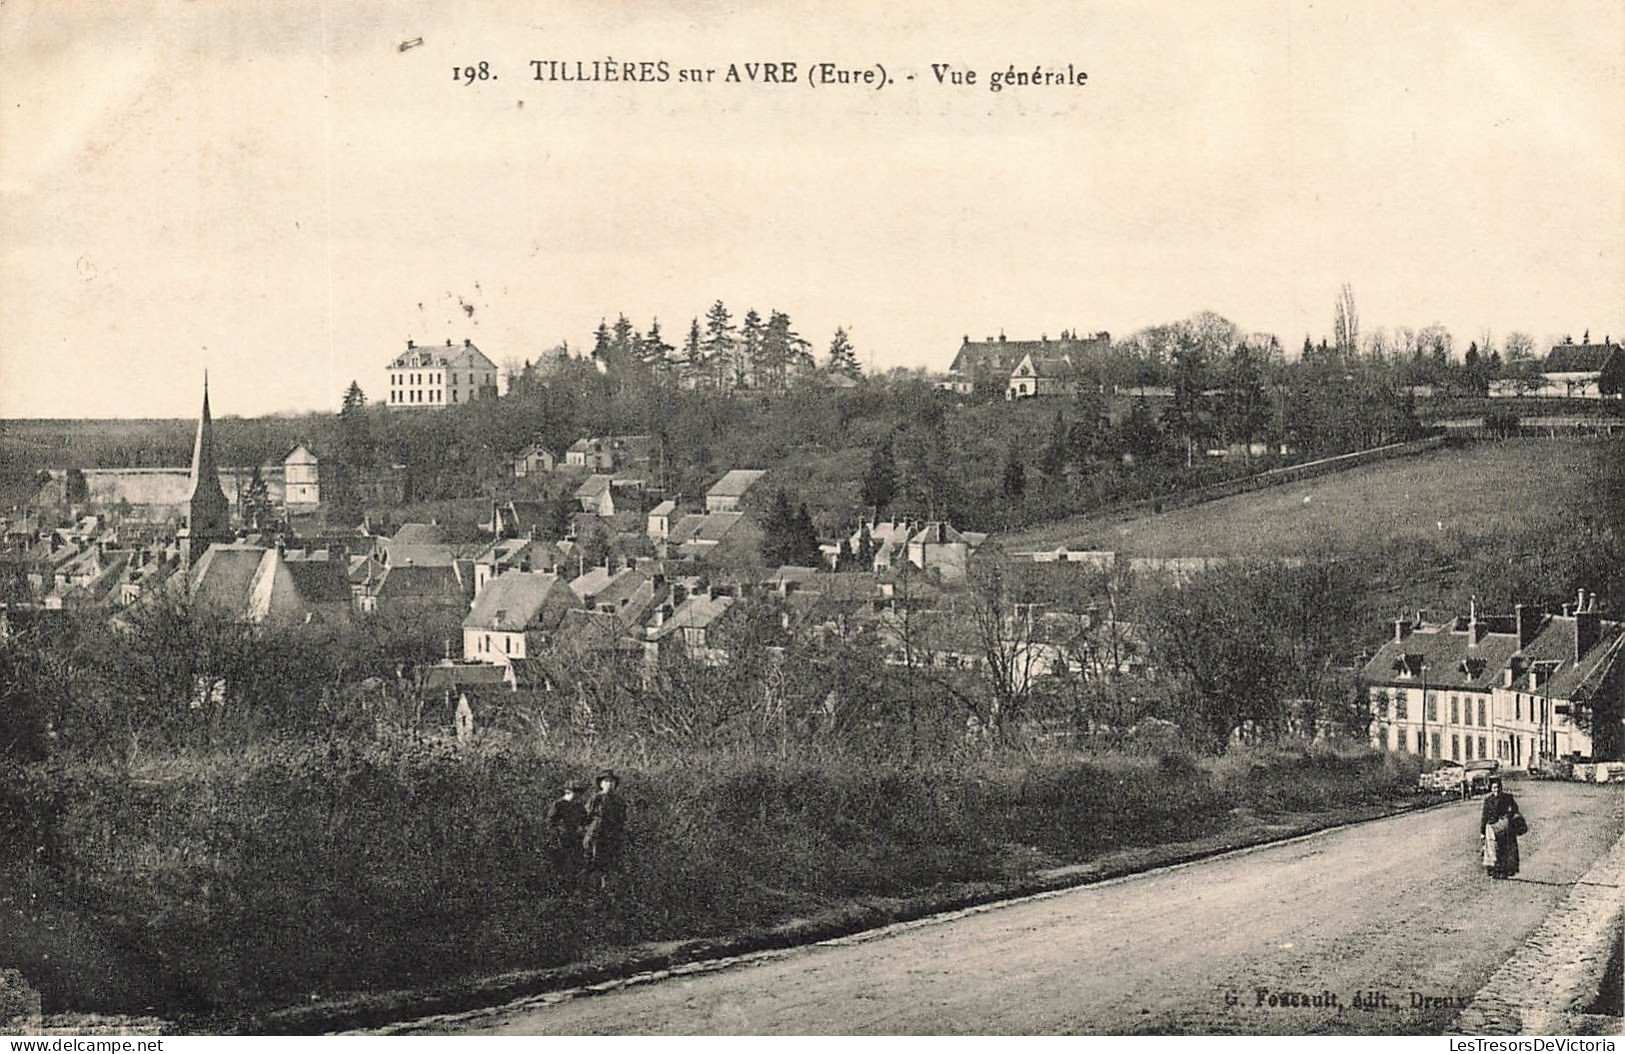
[1,0,1622,418]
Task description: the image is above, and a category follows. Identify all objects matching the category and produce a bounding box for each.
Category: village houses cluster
[3,333,1621,761]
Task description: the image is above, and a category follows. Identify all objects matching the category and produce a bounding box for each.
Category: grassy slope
[999,437,1600,557]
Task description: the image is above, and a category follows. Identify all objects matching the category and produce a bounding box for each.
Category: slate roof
[385,544,459,568]
[1360,610,1625,702]
[582,568,657,615]
[648,592,735,641]
[190,546,269,616]
[348,555,385,585]
[422,662,513,691]
[392,523,448,546]
[671,512,750,548]
[1021,353,1081,379]
[477,537,559,573]
[555,607,650,653]
[190,545,350,622]
[575,474,613,499]
[569,565,615,599]
[281,557,352,603]
[373,562,467,600]
[1543,342,1622,374]
[389,340,498,371]
[950,333,1110,376]
[910,522,967,546]
[706,470,766,500]
[649,500,677,517]
[499,501,550,533]
[463,570,576,631]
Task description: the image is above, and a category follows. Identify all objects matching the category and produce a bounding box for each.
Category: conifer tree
[740,309,764,389]
[703,300,736,390]
[827,326,861,379]
[861,439,898,511]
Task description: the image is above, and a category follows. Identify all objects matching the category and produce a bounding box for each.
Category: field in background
[1001,437,1604,558]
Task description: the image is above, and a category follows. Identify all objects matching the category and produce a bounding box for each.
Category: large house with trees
[1360,591,1624,770]
[1537,338,1625,399]
[938,331,1110,398]
[387,339,500,409]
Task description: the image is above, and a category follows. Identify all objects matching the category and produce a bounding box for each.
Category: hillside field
[999,437,1610,558]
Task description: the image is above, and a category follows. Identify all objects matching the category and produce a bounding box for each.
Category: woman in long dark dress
[1479,778,1522,878]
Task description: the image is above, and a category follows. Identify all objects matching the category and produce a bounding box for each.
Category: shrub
[2,738,1414,1016]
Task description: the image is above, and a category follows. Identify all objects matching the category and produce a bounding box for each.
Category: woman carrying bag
[1479,778,1527,879]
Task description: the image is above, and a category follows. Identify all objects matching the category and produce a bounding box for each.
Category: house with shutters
[386,339,500,409]
[1359,591,1624,770]
[461,570,580,665]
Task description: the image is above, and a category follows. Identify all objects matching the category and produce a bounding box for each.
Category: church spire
[182,372,232,567]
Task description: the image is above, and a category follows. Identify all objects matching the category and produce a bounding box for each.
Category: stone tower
[179,373,232,569]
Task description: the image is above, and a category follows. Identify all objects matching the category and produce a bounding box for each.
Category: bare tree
[964,553,1042,742]
[1503,331,1540,394]
[1333,283,1360,364]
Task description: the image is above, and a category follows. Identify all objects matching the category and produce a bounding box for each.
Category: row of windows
[1389,691,1489,728]
[1394,728,1489,761]
[472,632,517,655]
[390,388,456,403]
[391,371,495,386]
[1386,689,1563,728]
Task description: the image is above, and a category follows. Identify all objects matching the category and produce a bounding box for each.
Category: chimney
[1515,604,1540,649]
[1393,617,1413,643]
[407,339,415,349]
[1575,599,1601,661]
[445,338,452,346]
[1467,597,1487,646]
[464,338,471,347]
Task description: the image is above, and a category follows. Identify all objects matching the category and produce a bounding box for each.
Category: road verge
[1450,828,1625,1036]
[242,792,1464,1036]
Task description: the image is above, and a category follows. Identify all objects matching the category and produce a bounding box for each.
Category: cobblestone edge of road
[1450,828,1625,1037]
[241,794,1459,1036]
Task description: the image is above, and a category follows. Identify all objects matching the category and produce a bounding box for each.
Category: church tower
[179,373,232,569]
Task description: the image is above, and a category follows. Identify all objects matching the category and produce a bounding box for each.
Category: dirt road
[413,782,1624,1035]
